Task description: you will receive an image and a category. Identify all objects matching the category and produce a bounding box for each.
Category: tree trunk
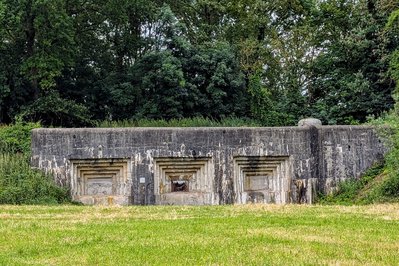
[25,0,39,100]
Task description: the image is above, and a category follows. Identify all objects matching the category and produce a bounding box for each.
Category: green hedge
[0,122,70,204]
[0,121,40,154]
[0,153,69,204]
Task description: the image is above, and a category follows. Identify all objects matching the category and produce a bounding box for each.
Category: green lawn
[0,204,398,265]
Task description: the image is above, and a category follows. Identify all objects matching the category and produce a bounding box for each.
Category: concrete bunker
[31,123,386,205]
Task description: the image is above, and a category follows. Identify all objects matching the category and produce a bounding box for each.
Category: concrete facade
[31,125,385,205]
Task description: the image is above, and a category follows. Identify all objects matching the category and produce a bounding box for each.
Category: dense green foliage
[0,123,70,204]
[0,121,39,153]
[0,154,69,204]
[355,7,399,203]
[0,0,398,126]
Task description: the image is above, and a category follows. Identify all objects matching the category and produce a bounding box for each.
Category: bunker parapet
[31,124,385,205]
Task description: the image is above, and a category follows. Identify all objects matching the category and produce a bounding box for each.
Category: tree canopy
[0,0,398,126]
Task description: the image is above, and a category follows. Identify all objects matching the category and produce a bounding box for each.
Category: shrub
[365,112,399,202]
[318,163,385,205]
[0,153,70,204]
[0,121,70,204]
[18,91,93,127]
[0,120,40,154]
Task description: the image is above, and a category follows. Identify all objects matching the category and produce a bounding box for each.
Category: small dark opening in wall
[171,180,189,192]
[348,145,351,151]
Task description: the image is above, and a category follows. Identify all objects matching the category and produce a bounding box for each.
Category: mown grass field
[0,204,398,265]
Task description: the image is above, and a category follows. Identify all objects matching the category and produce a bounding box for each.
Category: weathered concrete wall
[31,125,385,205]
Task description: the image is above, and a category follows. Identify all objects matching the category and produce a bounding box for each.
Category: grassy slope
[356,172,390,202]
[318,163,399,205]
[0,204,398,265]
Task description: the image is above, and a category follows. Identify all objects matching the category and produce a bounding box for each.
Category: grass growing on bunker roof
[95,117,263,127]
[0,204,399,265]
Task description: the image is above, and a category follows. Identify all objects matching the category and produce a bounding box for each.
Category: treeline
[1,0,398,127]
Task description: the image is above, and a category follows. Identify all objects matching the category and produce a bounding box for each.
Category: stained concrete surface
[31,125,385,205]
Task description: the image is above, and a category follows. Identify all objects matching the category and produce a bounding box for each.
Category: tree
[0,0,75,124]
[307,0,398,124]
[1,0,397,126]
[129,6,248,120]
